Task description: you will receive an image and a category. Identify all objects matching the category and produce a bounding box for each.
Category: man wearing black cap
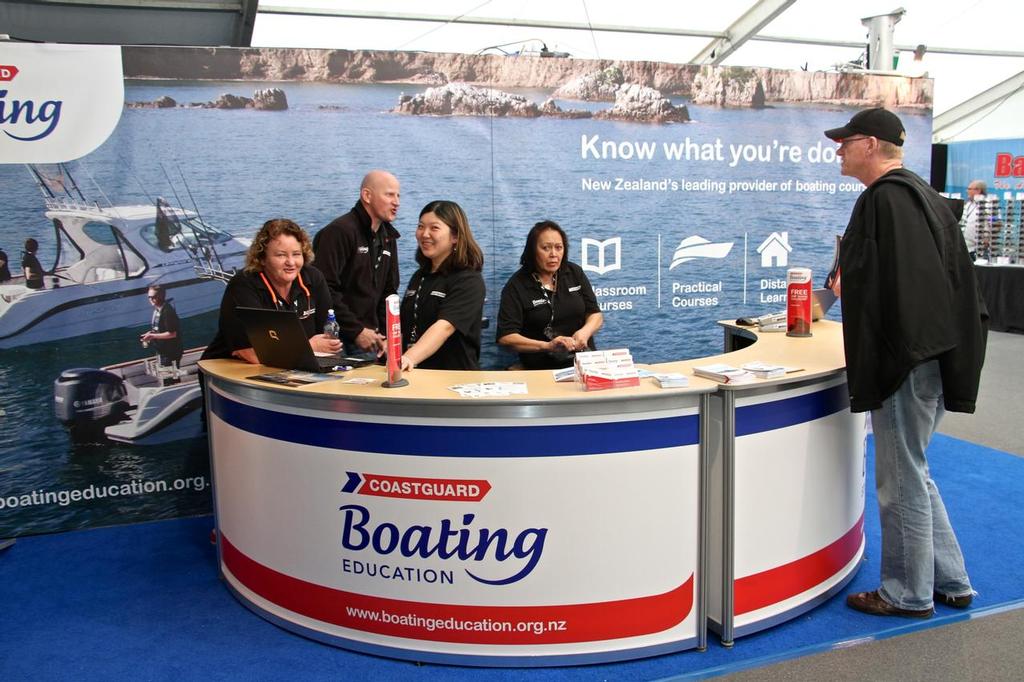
[825,107,987,619]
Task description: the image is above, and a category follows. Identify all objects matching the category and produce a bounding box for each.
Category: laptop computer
[236,307,340,372]
[811,287,837,321]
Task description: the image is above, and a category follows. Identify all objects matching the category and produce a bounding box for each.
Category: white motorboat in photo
[54,347,205,446]
[0,164,249,349]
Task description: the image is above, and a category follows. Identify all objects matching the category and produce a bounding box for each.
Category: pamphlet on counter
[740,361,803,379]
[692,363,756,384]
[248,370,344,386]
[448,382,528,398]
[651,373,689,388]
[551,367,577,382]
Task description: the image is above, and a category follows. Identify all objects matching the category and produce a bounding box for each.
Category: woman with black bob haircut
[201,218,341,363]
[496,219,603,369]
[399,200,485,371]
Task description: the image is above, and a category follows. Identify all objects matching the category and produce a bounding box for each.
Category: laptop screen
[811,288,837,321]
[236,307,337,372]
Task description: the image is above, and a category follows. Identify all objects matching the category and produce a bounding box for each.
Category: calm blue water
[0,80,933,534]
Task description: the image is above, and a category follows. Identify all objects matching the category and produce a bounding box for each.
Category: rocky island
[394,81,688,123]
[127,87,288,110]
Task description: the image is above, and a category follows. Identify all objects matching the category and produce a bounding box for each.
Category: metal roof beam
[257,6,724,40]
[932,69,1024,141]
[690,0,797,65]
[255,6,1024,59]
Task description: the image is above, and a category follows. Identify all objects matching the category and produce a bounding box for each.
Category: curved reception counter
[200,319,865,666]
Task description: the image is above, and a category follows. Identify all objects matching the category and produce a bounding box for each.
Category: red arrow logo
[0,65,19,81]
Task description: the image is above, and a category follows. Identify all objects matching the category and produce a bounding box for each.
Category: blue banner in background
[945,138,1024,197]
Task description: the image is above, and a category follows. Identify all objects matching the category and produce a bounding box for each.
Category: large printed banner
[0,43,932,537]
[945,137,1024,196]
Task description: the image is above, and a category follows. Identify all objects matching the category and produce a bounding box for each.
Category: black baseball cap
[825,107,906,146]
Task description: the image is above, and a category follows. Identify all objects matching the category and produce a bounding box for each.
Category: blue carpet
[2,433,1022,681]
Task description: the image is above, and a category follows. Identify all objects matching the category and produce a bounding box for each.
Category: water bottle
[324,309,340,340]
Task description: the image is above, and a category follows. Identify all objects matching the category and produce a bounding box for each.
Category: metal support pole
[696,393,710,651]
[862,9,905,71]
[720,390,736,647]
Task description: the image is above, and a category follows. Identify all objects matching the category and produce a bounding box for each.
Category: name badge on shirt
[299,307,316,319]
[430,290,446,298]
[568,285,581,292]
[382,249,392,257]
[358,246,369,254]
[531,298,547,307]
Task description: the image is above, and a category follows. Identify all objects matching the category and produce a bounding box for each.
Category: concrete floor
[720,331,1024,681]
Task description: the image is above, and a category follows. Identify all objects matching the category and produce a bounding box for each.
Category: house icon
[756,231,792,267]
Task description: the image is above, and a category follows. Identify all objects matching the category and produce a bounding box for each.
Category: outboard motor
[54,368,130,443]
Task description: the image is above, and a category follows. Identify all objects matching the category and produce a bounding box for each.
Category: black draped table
[975,264,1024,334]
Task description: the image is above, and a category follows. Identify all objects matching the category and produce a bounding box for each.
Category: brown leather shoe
[934,591,973,608]
[846,590,933,618]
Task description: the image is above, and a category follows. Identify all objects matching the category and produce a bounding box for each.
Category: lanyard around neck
[532,271,557,336]
[409,270,431,344]
[259,271,310,310]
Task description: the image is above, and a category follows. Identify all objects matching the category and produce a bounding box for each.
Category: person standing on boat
[312,170,401,361]
[202,218,340,363]
[141,284,184,385]
[21,238,44,290]
[0,246,11,282]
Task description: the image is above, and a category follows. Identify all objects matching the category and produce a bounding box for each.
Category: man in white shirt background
[963,179,987,260]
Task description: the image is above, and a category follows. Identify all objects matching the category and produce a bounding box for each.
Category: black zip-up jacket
[839,168,987,413]
[312,202,400,343]
[201,265,331,361]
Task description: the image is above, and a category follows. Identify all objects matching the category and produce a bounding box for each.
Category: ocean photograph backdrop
[0,45,933,536]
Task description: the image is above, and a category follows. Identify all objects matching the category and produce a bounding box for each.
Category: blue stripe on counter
[210,390,699,457]
[736,383,849,436]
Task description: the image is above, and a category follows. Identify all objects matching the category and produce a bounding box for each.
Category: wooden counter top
[199,320,847,403]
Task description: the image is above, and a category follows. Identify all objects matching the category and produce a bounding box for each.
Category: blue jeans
[871,359,972,610]
[343,342,379,363]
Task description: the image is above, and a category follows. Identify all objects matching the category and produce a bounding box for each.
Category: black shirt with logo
[312,202,400,343]
[496,261,600,369]
[400,267,485,371]
[201,265,331,361]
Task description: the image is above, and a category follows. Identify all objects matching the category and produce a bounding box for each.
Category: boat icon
[0,163,250,349]
[669,235,734,269]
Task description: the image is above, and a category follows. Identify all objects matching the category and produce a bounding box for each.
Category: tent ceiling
[689,0,797,65]
[0,0,258,46]
[2,0,1021,140]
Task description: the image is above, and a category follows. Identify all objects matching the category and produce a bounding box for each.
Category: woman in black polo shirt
[496,220,603,369]
[399,201,485,371]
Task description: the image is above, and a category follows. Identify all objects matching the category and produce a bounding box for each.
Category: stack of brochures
[692,363,756,384]
[575,349,640,391]
[652,373,689,388]
[740,361,786,379]
[740,361,802,378]
[551,367,577,382]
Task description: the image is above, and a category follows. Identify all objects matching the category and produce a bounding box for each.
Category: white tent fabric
[252,0,1024,141]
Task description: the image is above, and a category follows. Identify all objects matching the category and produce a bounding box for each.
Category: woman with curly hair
[201,218,341,363]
